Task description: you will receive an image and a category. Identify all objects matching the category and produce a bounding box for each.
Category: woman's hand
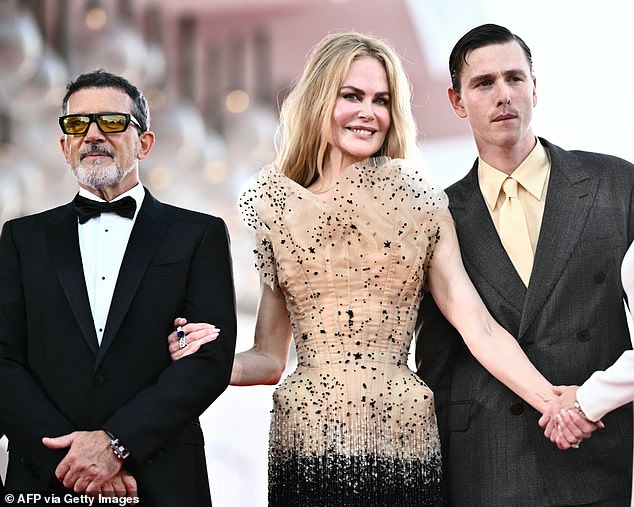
[539,385,604,450]
[167,317,220,361]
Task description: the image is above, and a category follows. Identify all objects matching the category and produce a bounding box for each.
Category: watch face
[110,437,130,460]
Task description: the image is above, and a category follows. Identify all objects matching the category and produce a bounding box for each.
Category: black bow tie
[73,194,137,224]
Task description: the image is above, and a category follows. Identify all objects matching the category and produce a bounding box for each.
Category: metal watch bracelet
[573,400,588,421]
[106,430,130,460]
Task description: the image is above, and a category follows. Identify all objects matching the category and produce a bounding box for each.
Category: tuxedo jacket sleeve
[0,190,237,489]
[416,138,634,506]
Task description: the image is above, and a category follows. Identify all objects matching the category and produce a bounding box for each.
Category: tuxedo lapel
[96,192,167,365]
[519,143,597,336]
[450,165,527,317]
[47,204,99,355]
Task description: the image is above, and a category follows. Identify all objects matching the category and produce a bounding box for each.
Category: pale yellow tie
[499,177,533,286]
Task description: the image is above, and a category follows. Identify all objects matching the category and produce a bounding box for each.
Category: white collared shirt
[77,184,145,345]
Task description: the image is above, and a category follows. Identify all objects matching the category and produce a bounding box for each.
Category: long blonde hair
[275,32,418,187]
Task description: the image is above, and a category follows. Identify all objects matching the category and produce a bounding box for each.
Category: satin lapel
[96,192,167,365]
[47,204,99,355]
[450,165,527,315]
[519,145,596,337]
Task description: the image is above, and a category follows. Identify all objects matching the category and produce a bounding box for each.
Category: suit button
[510,402,524,415]
[94,374,104,386]
[20,456,39,478]
[577,330,590,342]
[594,271,606,283]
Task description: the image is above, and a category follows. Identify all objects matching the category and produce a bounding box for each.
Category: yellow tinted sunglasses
[58,112,144,135]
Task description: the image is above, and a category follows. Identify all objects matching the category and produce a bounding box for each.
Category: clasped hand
[539,386,604,450]
[42,430,136,496]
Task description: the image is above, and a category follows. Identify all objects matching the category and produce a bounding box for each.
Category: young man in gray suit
[417,24,633,506]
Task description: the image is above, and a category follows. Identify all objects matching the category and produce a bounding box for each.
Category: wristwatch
[105,430,130,460]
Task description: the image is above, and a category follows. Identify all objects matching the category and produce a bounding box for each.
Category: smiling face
[448,41,537,160]
[59,86,154,199]
[327,56,391,169]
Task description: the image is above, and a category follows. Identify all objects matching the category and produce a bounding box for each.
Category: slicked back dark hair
[61,69,150,131]
[449,23,533,92]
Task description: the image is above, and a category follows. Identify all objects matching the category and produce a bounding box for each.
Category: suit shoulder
[570,149,634,175]
[444,170,475,200]
[544,138,634,178]
[159,203,227,226]
[158,200,219,220]
[2,203,70,229]
[445,177,468,194]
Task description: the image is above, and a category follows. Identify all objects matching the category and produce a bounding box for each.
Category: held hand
[538,385,577,435]
[553,385,603,449]
[42,430,123,493]
[538,385,604,450]
[537,387,570,433]
[98,468,138,498]
[168,317,220,361]
[538,412,559,439]
[553,408,602,449]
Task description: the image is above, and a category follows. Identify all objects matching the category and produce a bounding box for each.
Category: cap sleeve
[374,157,449,274]
[238,165,285,291]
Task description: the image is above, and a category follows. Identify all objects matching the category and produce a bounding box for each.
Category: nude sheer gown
[239,157,447,506]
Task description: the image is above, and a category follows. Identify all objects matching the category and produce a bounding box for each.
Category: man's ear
[137,130,155,160]
[59,136,71,164]
[448,87,467,119]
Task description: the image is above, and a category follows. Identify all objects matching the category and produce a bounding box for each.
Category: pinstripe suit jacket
[417,138,634,506]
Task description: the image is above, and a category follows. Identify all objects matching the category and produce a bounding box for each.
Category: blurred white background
[1,0,633,505]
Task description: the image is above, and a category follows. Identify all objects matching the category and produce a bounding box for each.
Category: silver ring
[571,441,580,449]
[177,326,187,349]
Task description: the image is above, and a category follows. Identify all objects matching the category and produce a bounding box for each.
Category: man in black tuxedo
[0,70,237,505]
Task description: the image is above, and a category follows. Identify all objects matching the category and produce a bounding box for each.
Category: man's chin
[74,172,121,190]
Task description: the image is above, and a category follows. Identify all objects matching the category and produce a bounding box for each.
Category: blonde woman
[170,32,569,505]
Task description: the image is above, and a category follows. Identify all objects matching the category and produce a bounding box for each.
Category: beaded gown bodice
[240,157,448,506]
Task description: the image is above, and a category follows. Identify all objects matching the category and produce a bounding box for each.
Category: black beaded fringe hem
[268,453,442,506]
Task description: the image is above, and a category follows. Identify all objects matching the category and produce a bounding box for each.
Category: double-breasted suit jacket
[0,190,237,505]
[417,138,634,506]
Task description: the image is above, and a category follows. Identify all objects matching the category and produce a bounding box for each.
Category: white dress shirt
[77,184,145,345]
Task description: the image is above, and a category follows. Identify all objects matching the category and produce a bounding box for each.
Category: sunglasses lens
[98,114,128,133]
[62,116,91,134]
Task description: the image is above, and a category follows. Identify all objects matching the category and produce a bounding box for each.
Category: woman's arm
[426,214,557,414]
[167,284,293,386]
[230,283,293,386]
